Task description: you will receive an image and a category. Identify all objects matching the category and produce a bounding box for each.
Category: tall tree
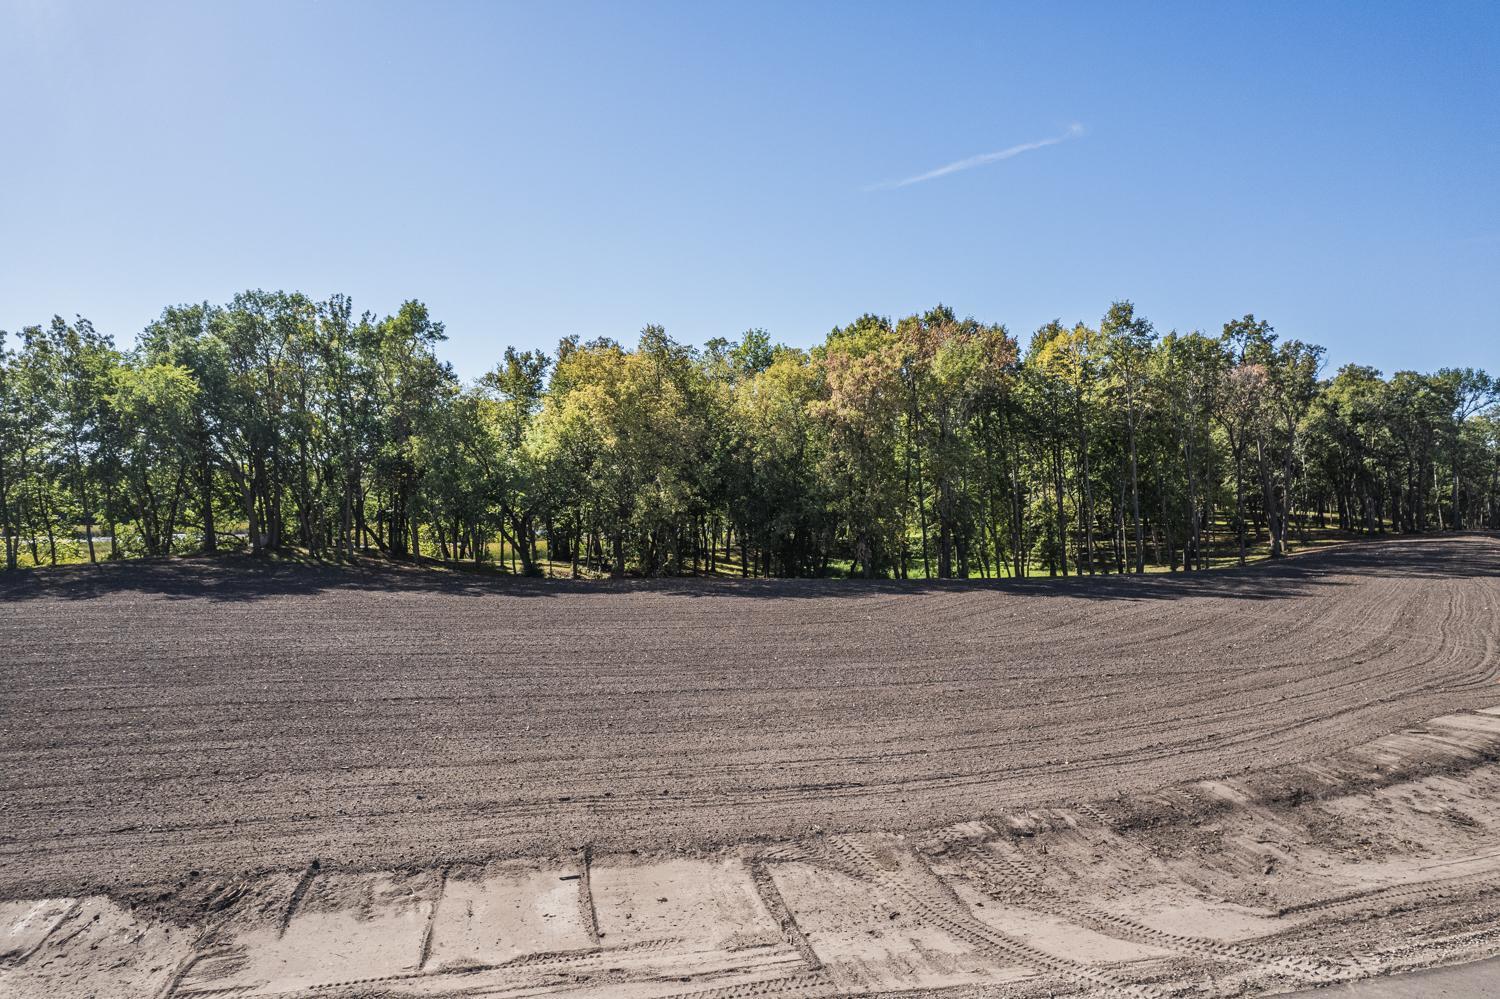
[1101,301,1156,574]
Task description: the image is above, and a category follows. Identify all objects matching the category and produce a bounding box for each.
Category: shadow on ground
[0,533,1494,606]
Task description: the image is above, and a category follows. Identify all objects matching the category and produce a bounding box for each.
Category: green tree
[108,362,201,557]
[813,316,906,577]
[1101,301,1156,574]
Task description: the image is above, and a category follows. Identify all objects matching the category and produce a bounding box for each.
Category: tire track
[749,857,823,971]
[1274,872,1500,921]
[940,838,1341,984]
[659,970,836,999]
[824,834,1167,998]
[416,863,448,970]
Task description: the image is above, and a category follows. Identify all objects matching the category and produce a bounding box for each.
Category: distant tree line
[1,292,1496,576]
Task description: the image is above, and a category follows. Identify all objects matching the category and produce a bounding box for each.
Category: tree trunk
[1052,439,1068,576]
[1127,413,1143,574]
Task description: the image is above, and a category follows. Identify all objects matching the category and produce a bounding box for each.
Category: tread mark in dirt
[417,863,449,970]
[797,837,879,884]
[2,898,80,968]
[491,936,678,971]
[826,834,1165,999]
[279,860,320,937]
[749,856,822,971]
[1275,872,1500,920]
[1361,922,1500,969]
[1072,802,1113,828]
[154,952,203,999]
[943,838,1345,985]
[578,843,602,946]
[659,969,836,999]
[158,912,241,999]
[292,938,684,994]
[202,880,250,914]
[932,828,1046,902]
[760,844,812,864]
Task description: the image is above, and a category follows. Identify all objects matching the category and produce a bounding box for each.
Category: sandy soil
[1290,956,1500,997]
[1,534,1496,904]
[6,703,1500,996]
[2,535,1499,997]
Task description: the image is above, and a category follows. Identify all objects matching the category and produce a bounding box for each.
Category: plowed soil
[1,535,1497,903]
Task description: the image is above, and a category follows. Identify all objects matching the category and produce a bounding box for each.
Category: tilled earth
[1,535,1496,899]
[2,535,1500,998]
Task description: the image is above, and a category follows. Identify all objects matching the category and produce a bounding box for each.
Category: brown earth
[1,534,1497,905]
[4,535,1500,997]
[7,680,1500,996]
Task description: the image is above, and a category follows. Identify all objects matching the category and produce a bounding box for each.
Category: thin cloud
[866,123,1084,191]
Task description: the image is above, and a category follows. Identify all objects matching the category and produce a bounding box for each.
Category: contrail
[866,123,1084,191]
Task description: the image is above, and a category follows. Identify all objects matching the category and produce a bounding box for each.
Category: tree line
[1,291,1496,577]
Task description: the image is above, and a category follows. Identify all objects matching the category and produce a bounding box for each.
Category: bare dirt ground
[2,534,1499,997]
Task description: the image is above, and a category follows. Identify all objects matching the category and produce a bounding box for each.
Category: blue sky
[3,1,1497,380]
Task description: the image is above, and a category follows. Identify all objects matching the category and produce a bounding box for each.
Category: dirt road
[1,535,1497,903]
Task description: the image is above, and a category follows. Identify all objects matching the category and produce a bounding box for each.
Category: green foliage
[108,361,200,556]
[2,293,1497,577]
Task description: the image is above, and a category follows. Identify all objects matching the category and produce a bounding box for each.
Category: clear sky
[4,1,1497,380]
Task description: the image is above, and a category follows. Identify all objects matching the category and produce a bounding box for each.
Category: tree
[108,362,200,557]
[1434,368,1496,529]
[478,347,551,572]
[1023,322,1076,575]
[731,347,828,575]
[812,316,906,578]
[1101,301,1156,574]
[0,329,20,569]
[366,301,455,559]
[7,290,1499,577]
[1157,331,1226,570]
[141,304,231,554]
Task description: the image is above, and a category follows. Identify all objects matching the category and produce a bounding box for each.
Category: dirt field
[3,534,1496,898]
[2,535,1499,997]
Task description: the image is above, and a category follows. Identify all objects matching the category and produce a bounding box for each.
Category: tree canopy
[2,294,1496,577]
